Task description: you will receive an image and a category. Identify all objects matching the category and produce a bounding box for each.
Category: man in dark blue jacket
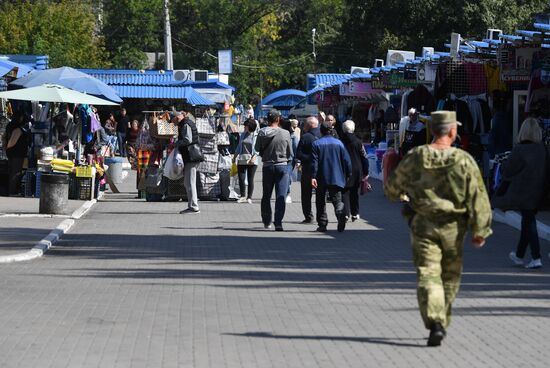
[311,121,352,232]
[295,116,321,223]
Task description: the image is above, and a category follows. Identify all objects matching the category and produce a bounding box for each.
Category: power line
[171,36,315,70]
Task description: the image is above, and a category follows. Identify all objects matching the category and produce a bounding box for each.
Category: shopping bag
[230,162,238,177]
[163,149,184,180]
[218,154,232,170]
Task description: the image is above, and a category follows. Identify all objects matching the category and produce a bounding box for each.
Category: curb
[0,219,75,263]
[493,209,550,241]
[0,195,100,264]
[0,170,124,263]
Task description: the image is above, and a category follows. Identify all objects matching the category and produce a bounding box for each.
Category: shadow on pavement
[223,331,426,348]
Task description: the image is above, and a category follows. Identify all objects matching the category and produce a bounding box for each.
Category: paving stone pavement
[0,172,549,368]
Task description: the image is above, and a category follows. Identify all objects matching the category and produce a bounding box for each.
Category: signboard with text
[218,49,233,74]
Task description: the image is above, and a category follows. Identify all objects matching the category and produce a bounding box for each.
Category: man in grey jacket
[255,109,293,231]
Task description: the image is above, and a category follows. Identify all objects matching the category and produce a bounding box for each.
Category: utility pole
[312,28,317,75]
[164,0,174,70]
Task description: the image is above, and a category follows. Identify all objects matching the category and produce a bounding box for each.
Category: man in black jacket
[295,116,321,223]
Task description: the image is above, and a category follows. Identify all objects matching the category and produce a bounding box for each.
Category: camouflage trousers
[410,215,468,329]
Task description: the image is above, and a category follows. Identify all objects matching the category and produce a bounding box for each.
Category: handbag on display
[215,131,230,146]
[150,112,178,139]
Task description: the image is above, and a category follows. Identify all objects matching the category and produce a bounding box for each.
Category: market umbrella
[0,84,119,105]
[10,66,122,103]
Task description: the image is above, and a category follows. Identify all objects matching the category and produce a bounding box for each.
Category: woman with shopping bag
[233,118,259,203]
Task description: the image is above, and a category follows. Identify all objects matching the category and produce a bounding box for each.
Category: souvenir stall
[140,110,234,202]
[0,84,119,200]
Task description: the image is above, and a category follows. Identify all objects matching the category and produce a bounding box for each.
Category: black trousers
[237,164,257,199]
[8,156,24,195]
[300,169,314,221]
[343,184,360,217]
[316,184,344,227]
[516,210,541,260]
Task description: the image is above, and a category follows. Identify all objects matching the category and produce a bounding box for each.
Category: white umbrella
[0,84,119,105]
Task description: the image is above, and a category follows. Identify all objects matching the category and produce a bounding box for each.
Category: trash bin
[39,173,69,215]
[105,157,123,184]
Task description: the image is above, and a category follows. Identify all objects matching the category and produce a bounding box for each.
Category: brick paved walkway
[0,172,548,367]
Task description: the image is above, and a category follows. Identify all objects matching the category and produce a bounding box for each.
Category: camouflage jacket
[384,145,492,239]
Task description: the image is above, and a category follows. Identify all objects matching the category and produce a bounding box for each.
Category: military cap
[430,111,462,129]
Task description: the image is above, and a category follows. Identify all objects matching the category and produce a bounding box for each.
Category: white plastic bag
[163,149,184,180]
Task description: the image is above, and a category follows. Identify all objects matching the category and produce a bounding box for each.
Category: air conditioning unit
[386,50,415,67]
[173,69,190,81]
[422,47,435,58]
[350,66,370,74]
[374,59,385,68]
[450,33,461,58]
[486,28,503,41]
[191,70,208,82]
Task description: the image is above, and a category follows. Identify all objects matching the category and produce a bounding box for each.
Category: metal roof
[260,89,306,107]
[79,69,175,85]
[111,85,215,105]
[0,55,48,70]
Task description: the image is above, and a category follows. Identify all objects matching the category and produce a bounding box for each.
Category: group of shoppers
[252,108,369,233]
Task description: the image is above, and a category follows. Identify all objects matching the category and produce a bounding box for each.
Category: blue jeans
[261,165,290,227]
[116,131,127,156]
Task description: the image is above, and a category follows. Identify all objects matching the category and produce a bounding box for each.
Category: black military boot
[427,322,446,347]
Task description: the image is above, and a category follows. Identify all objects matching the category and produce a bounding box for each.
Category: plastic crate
[68,174,78,199]
[76,177,94,200]
[21,170,36,197]
[75,166,93,178]
[35,171,42,197]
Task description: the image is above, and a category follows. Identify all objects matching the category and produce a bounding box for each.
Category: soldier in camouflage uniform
[384,111,492,347]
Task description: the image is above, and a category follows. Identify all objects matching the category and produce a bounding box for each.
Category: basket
[150,113,178,139]
[75,166,93,178]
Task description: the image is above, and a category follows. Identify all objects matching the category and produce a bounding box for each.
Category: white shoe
[351,215,360,222]
[525,259,542,269]
[285,195,292,204]
[247,198,253,204]
[509,252,523,266]
[237,197,247,203]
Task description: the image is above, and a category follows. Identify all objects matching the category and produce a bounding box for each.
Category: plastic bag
[163,149,184,180]
[230,162,238,177]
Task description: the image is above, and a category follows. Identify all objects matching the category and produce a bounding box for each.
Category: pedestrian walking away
[341,120,369,222]
[492,118,549,269]
[281,118,299,204]
[295,116,321,224]
[234,118,259,203]
[311,120,352,233]
[176,110,204,214]
[385,110,492,347]
[255,109,293,231]
[115,107,130,157]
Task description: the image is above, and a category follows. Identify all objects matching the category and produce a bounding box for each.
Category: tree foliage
[0,0,108,68]
[102,0,163,69]
[0,0,548,102]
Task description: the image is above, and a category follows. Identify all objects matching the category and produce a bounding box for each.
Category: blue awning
[112,85,215,105]
[0,59,33,78]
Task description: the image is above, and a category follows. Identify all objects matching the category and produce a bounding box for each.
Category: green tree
[0,0,108,68]
[102,0,164,69]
